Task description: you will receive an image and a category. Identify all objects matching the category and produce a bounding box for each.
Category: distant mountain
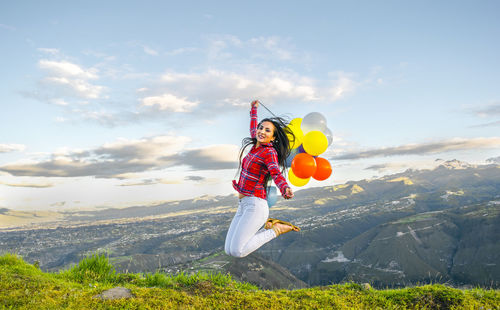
[312,202,499,287]
[1,160,499,288]
[254,160,500,287]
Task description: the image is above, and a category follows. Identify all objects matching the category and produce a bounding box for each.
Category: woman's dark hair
[237,116,297,185]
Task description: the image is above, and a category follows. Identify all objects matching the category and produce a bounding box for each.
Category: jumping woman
[225,100,300,258]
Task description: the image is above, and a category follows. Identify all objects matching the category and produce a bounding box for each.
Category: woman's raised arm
[250,100,259,138]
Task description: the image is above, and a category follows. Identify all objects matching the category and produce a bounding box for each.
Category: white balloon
[301,112,327,134]
[324,127,333,146]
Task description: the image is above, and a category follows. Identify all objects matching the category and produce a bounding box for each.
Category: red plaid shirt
[232,105,290,199]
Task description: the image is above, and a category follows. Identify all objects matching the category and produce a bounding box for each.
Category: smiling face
[256,121,276,145]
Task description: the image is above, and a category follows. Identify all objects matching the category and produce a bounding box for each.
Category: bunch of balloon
[286,112,333,187]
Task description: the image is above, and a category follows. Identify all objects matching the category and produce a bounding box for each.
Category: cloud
[22,58,106,106]
[141,94,199,112]
[248,36,293,60]
[119,178,181,186]
[0,144,25,153]
[39,60,98,80]
[73,108,129,127]
[0,135,190,178]
[205,35,300,62]
[185,175,206,182]
[468,101,500,128]
[363,160,437,173]
[364,163,412,172]
[0,180,54,188]
[469,120,500,128]
[37,48,60,55]
[486,156,500,164]
[468,102,500,128]
[0,138,239,178]
[141,69,354,116]
[473,102,500,117]
[333,137,500,160]
[38,59,104,100]
[165,47,198,56]
[143,46,159,56]
[50,201,66,207]
[26,36,357,128]
[140,35,351,113]
[161,144,239,170]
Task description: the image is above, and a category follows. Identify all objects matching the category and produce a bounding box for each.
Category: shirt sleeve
[250,105,258,138]
[263,148,290,197]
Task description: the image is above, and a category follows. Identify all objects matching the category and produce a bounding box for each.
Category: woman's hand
[251,100,259,108]
[284,187,294,199]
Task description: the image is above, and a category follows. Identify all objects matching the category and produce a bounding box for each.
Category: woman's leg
[227,196,277,258]
[224,200,244,255]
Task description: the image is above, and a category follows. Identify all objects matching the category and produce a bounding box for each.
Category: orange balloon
[313,157,332,181]
[291,153,317,179]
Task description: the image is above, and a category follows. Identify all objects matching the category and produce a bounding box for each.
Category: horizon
[1,1,500,211]
[0,157,494,214]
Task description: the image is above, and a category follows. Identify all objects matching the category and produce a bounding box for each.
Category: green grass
[1,253,499,309]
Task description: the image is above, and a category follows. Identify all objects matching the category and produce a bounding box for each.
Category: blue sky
[1,1,499,211]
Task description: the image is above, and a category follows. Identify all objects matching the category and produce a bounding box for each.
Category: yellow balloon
[286,124,304,149]
[290,117,302,129]
[289,169,310,187]
[303,130,328,156]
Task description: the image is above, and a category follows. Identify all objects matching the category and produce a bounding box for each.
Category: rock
[93,287,134,300]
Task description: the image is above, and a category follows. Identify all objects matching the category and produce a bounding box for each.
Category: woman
[225,100,300,258]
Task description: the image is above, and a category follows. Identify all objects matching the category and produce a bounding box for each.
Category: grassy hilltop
[1,253,499,309]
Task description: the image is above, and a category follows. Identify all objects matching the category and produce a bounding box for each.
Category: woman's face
[256,121,275,145]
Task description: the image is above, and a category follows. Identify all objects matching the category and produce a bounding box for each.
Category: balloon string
[258,101,279,119]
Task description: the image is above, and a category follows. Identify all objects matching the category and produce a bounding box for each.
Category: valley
[1,160,499,289]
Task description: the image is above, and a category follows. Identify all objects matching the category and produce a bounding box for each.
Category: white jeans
[225,196,277,258]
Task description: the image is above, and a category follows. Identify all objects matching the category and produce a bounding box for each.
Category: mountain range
[0,159,499,289]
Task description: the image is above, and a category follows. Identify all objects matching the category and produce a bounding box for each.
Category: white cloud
[50,98,69,106]
[141,94,199,112]
[205,35,297,62]
[249,36,293,60]
[73,109,118,127]
[43,77,103,99]
[26,36,357,127]
[153,69,352,113]
[165,47,197,56]
[327,71,357,99]
[0,144,26,153]
[37,48,60,55]
[54,116,68,122]
[143,46,159,56]
[39,60,98,79]
[0,180,54,188]
[36,59,104,101]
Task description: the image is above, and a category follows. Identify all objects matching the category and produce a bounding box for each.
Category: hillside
[1,253,499,309]
[1,160,499,289]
